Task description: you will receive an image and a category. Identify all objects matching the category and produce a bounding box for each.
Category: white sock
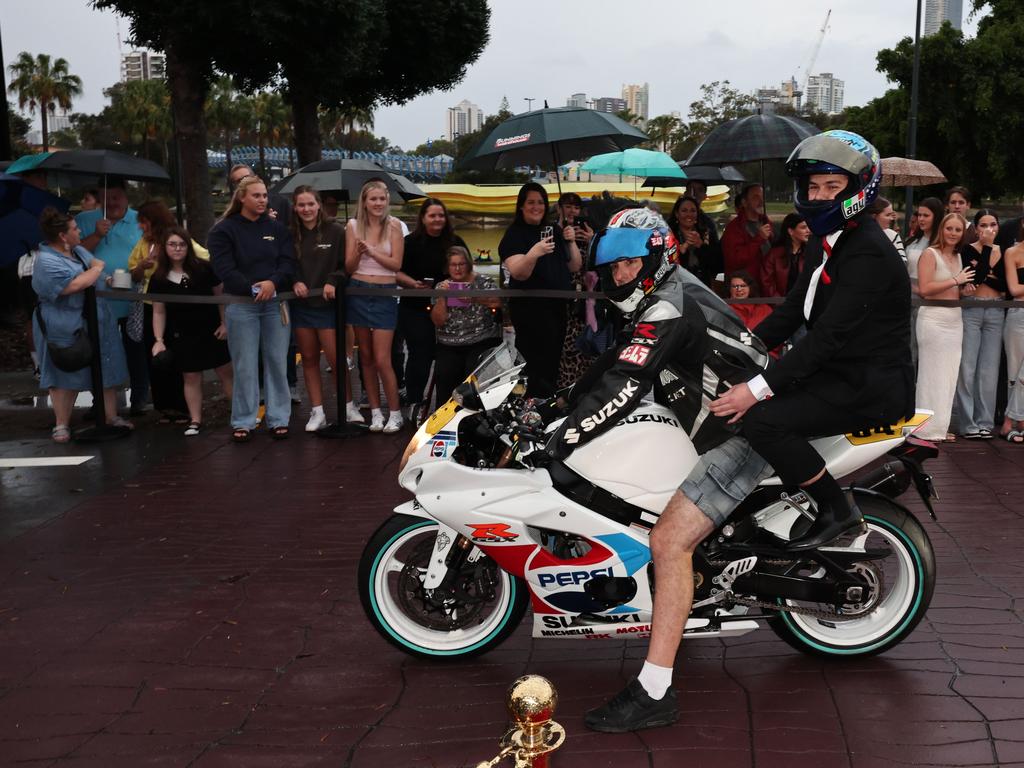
[637,660,673,700]
[311,405,324,417]
[371,408,383,419]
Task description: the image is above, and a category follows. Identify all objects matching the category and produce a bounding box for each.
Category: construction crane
[797,9,832,110]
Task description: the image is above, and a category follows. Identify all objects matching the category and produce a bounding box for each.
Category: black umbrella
[271,159,425,202]
[643,164,746,189]
[684,115,820,166]
[458,106,648,191]
[22,149,171,182]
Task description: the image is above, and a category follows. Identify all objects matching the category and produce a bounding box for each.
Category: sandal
[108,416,134,430]
[52,425,71,443]
[1007,430,1024,444]
[270,426,289,440]
[945,433,957,442]
[184,422,201,437]
[232,428,251,443]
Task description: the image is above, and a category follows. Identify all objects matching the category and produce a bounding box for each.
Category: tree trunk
[165,42,214,243]
[41,107,49,152]
[289,86,322,167]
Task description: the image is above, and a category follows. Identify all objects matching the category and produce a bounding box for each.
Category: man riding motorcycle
[546,207,777,732]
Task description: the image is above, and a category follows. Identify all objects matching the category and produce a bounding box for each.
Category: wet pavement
[1,398,1023,767]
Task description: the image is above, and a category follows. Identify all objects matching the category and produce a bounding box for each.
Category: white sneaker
[345,403,365,424]
[383,412,404,434]
[369,411,385,432]
[305,410,327,432]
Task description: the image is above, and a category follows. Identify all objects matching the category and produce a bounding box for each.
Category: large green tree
[6,52,83,151]
[834,1,1024,198]
[105,79,173,165]
[672,80,756,161]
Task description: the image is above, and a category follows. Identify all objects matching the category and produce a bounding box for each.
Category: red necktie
[820,238,832,285]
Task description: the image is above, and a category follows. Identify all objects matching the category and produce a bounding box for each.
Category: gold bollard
[476,675,566,768]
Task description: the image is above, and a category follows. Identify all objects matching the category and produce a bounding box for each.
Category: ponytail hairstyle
[220,175,265,221]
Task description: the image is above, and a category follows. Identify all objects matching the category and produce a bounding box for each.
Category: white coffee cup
[112,269,132,289]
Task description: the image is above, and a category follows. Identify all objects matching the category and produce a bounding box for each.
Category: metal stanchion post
[316,278,367,439]
[74,286,130,443]
[476,675,565,768]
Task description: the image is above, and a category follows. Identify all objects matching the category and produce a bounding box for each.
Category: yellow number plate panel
[425,399,459,436]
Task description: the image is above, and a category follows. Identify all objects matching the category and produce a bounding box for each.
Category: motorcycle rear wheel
[768,496,935,657]
[359,514,529,659]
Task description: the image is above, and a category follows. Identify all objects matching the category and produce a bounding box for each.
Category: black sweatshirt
[208,213,295,296]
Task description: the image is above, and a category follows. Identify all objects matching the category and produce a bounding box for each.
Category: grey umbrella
[271,158,425,202]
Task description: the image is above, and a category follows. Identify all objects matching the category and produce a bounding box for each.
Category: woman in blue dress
[32,207,131,442]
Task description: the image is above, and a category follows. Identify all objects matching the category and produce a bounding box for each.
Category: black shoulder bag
[35,253,94,373]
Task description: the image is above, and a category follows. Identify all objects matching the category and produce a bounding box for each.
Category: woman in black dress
[149,226,233,435]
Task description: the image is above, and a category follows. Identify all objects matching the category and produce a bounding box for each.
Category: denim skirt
[290,301,336,330]
[346,279,398,330]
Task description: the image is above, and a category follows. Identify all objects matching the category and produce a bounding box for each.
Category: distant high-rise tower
[121,50,166,82]
[805,73,845,115]
[566,93,588,108]
[445,99,483,141]
[593,97,627,114]
[924,0,963,35]
[621,83,649,120]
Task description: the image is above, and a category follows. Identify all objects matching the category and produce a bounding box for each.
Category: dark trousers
[398,304,437,405]
[743,388,901,486]
[118,317,150,409]
[511,303,567,398]
[143,304,187,414]
[435,337,502,405]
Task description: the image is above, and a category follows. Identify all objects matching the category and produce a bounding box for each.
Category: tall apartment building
[805,72,845,115]
[621,83,649,120]
[120,50,166,82]
[924,0,963,35]
[755,77,803,113]
[445,99,483,141]
[566,93,588,108]
[593,97,627,114]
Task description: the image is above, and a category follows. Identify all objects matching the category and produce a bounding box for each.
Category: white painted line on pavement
[0,456,95,468]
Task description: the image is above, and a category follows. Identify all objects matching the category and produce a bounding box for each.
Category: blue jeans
[954,302,1005,433]
[226,300,291,430]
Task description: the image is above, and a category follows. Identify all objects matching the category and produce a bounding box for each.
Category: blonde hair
[220,175,266,221]
[354,179,391,242]
[930,212,966,250]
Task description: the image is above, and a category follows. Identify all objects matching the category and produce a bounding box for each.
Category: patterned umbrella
[880,157,947,187]
[684,114,821,166]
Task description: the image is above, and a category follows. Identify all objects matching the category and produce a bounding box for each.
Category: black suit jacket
[752,216,914,423]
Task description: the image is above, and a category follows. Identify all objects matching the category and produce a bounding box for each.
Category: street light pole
[904,0,923,234]
[524,97,535,112]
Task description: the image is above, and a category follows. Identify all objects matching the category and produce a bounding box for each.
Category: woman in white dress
[904,197,945,368]
[915,213,975,441]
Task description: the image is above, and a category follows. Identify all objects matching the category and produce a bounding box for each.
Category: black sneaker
[584,678,678,733]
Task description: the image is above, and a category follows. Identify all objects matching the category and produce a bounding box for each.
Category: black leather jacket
[548,268,769,459]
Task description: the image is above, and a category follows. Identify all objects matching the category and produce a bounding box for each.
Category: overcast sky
[3,0,983,150]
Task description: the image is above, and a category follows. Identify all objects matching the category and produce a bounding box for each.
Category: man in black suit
[710,130,914,550]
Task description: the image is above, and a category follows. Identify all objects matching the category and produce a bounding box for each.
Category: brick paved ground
[1,427,1022,767]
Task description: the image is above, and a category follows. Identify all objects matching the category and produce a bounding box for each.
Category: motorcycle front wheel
[358,514,530,659]
[768,495,936,657]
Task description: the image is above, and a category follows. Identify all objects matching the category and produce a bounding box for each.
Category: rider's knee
[650,493,710,558]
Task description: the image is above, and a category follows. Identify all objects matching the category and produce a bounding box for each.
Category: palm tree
[614,108,643,128]
[105,79,172,163]
[646,114,681,153]
[7,52,83,152]
[250,91,292,177]
[205,76,250,168]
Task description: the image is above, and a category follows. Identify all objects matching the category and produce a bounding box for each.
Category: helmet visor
[592,228,653,267]
[787,133,870,176]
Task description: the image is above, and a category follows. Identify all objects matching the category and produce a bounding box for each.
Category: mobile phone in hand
[540,225,553,241]
[447,281,470,308]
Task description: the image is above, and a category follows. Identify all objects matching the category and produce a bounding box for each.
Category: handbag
[36,303,93,372]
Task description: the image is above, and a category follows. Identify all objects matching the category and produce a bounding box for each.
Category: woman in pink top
[344,180,405,433]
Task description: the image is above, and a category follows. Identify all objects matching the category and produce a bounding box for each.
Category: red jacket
[721,215,773,278]
[760,245,806,298]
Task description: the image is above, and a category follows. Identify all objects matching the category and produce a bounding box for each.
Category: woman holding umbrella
[498,182,582,397]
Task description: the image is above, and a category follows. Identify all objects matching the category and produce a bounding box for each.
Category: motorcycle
[359,343,938,660]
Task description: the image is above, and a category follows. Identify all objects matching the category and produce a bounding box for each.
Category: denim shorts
[679,435,774,527]
[346,279,398,330]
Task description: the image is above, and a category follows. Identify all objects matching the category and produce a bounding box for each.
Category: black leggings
[434,338,502,405]
[511,303,567,398]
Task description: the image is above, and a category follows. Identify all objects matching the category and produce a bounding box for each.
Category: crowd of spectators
[18,173,1024,447]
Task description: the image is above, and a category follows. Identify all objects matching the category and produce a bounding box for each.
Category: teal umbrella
[6,152,54,174]
[581,148,687,178]
[581,148,686,198]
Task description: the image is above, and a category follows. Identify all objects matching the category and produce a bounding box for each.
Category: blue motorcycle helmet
[786,129,882,237]
[588,208,678,314]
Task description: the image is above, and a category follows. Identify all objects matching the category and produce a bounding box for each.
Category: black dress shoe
[584,679,678,733]
[787,498,864,551]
